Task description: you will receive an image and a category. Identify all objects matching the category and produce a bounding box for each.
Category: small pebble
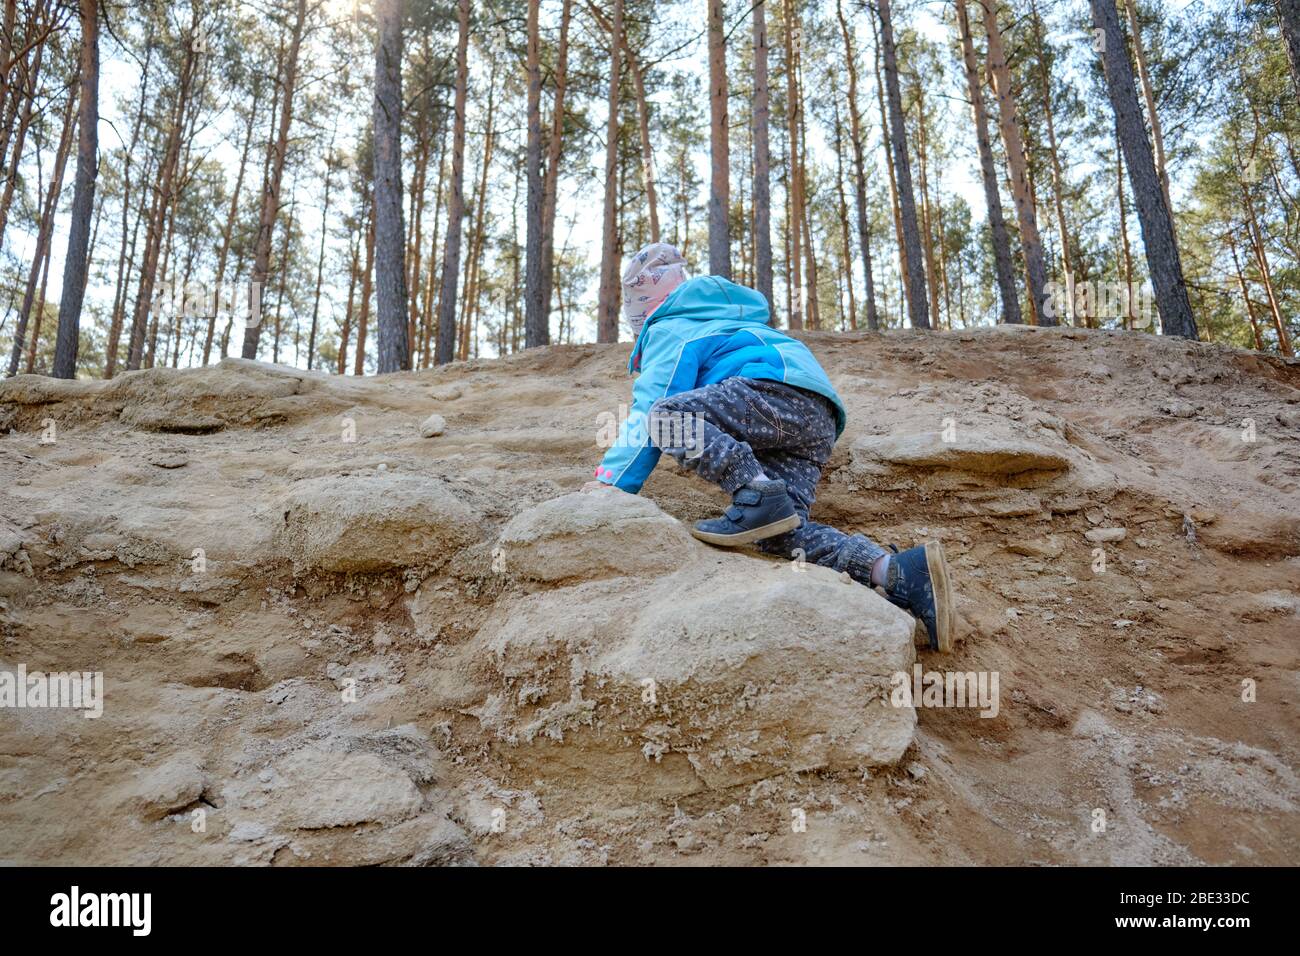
[420,413,446,438]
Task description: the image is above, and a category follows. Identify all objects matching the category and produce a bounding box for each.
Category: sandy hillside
[1,325,1298,866]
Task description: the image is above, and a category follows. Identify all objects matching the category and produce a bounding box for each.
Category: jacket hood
[629,276,771,372]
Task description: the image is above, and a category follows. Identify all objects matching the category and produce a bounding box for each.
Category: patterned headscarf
[622,243,689,336]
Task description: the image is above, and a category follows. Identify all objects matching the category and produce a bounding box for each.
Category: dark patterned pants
[649,377,887,583]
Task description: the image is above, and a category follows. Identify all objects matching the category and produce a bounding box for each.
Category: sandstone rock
[274,472,481,573]
[225,747,424,830]
[0,524,26,565]
[1085,527,1127,543]
[0,359,342,434]
[947,490,1044,518]
[1198,510,1300,559]
[121,406,225,434]
[147,452,188,469]
[21,484,273,569]
[1006,534,1065,559]
[496,490,694,582]
[126,753,207,820]
[471,494,917,797]
[851,431,1069,476]
[429,385,463,402]
[420,413,446,438]
[228,821,271,843]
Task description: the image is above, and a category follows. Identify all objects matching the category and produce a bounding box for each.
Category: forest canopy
[0,0,1296,379]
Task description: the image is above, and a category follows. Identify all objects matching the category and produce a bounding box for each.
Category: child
[585,243,955,652]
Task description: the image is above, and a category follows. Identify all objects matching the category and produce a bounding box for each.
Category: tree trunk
[306,120,337,371]
[203,92,256,365]
[981,0,1051,325]
[0,0,15,117]
[1029,0,1074,324]
[104,39,153,377]
[752,1,773,313]
[835,0,878,330]
[707,0,730,277]
[679,145,692,262]
[1242,179,1294,356]
[595,0,623,343]
[147,49,210,369]
[1278,0,1300,106]
[588,1,660,248]
[539,0,572,337]
[80,180,103,299]
[7,71,74,376]
[1122,0,1173,221]
[936,194,953,329]
[420,130,447,368]
[797,55,819,329]
[877,0,929,329]
[830,90,856,329]
[871,14,907,324]
[107,145,154,376]
[556,245,570,342]
[508,162,522,351]
[1116,122,1136,330]
[1228,231,1265,351]
[373,0,409,373]
[628,51,658,245]
[1089,0,1197,339]
[218,250,246,357]
[354,203,375,374]
[270,186,294,364]
[171,231,197,368]
[523,0,546,347]
[405,34,432,362]
[51,0,98,378]
[954,0,1020,325]
[25,209,54,372]
[784,0,803,329]
[339,229,359,374]
[241,0,307,360]
[458,68,496,361]
[746,117,756,286]
[0,2,46,254]
[435,0,469,364]
[782,134,792,322]
[914,78,943,329]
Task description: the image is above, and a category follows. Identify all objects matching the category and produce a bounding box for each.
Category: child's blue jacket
[594,275,847,493]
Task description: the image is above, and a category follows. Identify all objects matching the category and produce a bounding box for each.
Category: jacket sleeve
[594,329,696,494]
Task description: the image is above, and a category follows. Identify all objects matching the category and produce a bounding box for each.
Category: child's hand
[581,480,618,494]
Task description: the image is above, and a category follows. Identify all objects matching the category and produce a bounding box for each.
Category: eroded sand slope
[1,325,1297,865]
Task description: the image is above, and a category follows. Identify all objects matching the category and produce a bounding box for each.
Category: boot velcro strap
[732,487,762,506]
[724,505,746,521]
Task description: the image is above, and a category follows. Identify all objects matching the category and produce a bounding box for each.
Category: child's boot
[691,479,801,546]
[883,542,956,653]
